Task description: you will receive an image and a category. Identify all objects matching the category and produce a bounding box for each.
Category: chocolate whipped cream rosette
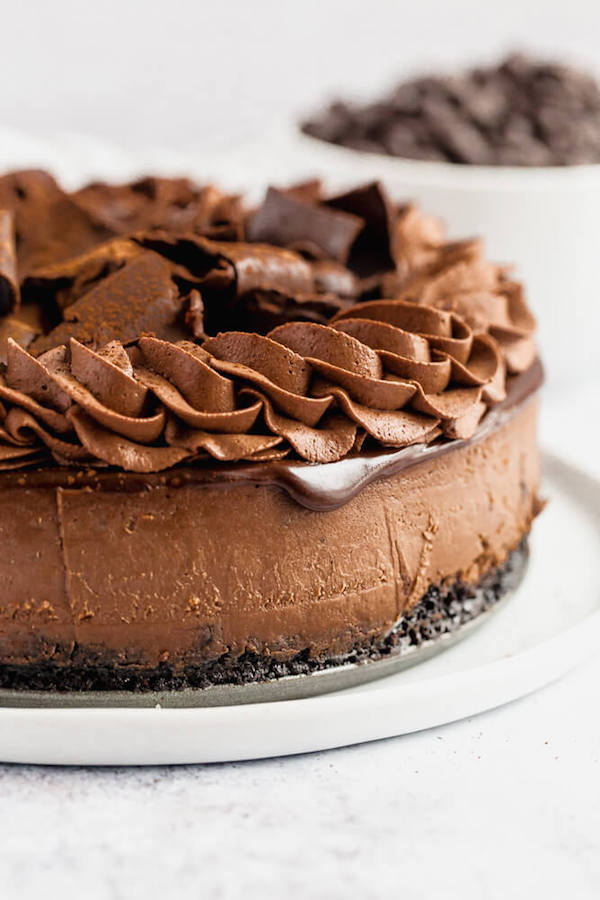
[298,55,600,378]
[0,170,543,694]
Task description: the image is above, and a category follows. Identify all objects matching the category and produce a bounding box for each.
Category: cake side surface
[0,392,540,683]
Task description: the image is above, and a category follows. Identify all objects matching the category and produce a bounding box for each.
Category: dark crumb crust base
[1,539,528,693]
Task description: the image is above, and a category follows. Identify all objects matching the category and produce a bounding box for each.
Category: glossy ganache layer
[0,385,541,677]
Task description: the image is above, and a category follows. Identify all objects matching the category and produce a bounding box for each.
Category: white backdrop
[2,0,600,154]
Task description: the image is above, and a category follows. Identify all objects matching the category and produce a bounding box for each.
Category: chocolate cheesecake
[0,171,542,692]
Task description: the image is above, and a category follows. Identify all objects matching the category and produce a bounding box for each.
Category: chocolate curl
[185,290,206,340]
[210,240,314,297]
[24,238,142,312]
[247,187,363,263]
[136,233,314,298]
[0,210,19,314]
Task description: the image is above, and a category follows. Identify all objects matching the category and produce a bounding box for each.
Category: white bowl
[219,126,600,387]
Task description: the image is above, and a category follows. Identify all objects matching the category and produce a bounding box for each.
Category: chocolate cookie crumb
[302,54,600,166]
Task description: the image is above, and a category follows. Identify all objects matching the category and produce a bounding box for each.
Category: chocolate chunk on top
[246,187,363,263]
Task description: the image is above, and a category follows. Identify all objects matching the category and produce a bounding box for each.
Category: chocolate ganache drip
[0,172,537,473]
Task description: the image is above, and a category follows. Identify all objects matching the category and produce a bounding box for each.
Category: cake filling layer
[0,396,540,675]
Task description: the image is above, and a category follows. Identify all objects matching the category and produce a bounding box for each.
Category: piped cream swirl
[0,285,532,472]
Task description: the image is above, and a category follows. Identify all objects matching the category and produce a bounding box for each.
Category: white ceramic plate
[0,452,598,765]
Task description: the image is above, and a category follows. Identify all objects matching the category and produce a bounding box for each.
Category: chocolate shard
[246,186,364,263]
[0,170,114,277]
[23,237,142,313]
[29,251,181,354]
[325,182,397,278]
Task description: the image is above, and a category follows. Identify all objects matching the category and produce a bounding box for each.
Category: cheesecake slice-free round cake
[0,171,542,691]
